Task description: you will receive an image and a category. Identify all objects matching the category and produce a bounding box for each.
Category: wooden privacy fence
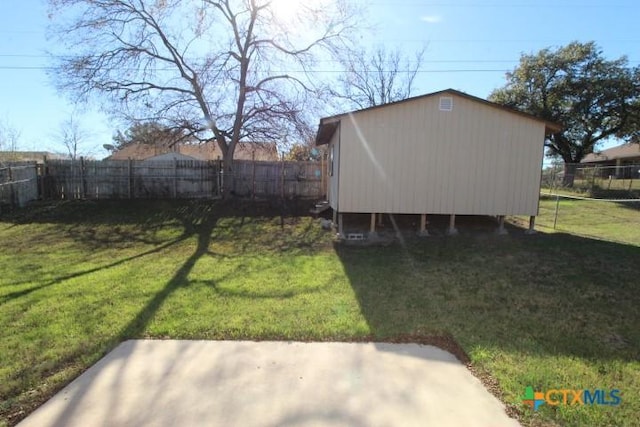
[41,158,326,200]
[44,159,220,200]
[232,159,326,199]
[0,162,39,210]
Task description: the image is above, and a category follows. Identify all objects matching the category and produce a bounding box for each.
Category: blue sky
[0,0,638,158]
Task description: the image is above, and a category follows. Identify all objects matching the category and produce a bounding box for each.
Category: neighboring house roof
[581,142,640,163]
[106,141,279,161]
[0,151,66,163]
[143,152,200,162]
[106,143,167,160]
[316,88,562,145]
[180,142,279,161]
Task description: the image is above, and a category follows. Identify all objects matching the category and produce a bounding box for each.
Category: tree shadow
[117,208,218,340]
[333,219,640,364]
[1,198,318,249]
[0,238,185,297]
[36,198,325,425]
[1,198,322,307]
[616,200,640,212]
[39,204,220,426]
[2,198,329,425]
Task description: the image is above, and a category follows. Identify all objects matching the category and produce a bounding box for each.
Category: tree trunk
[563,162,577,187]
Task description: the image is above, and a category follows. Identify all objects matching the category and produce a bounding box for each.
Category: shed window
[439,97,453,111]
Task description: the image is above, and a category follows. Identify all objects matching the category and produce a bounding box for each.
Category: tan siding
[334,92,545,216]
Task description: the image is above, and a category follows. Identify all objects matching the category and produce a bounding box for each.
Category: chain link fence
[517,163,640,245]
[541,163,640,199]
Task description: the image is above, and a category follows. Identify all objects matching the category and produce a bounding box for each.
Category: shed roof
[316,88,562,145]
[581,142,640,163]
[0,151,66,163]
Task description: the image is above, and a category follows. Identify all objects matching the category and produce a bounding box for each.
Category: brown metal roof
[106,141,279,161]
[581,142,640,163]
[315,88,562,146]
[0,151,66,162]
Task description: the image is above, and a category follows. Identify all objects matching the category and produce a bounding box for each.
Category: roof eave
[544,122,563,135]
[318,89,563,135]
[315,120,340,146]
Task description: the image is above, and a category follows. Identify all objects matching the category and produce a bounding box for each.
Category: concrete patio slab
[18,340,520,427]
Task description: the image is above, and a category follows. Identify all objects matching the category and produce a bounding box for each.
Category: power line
[0,65,512,73]
[380,39,640,44]
[369,0,637,7]
[0,54,523,62]
[1,54,637,63]
[1,54,639,66]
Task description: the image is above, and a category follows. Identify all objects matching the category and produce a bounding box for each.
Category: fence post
[7,165,15,207]
[214,160,219,198]
[217,156,222,197]
[41,155,47,199]
[80,156,87,199]
[128,158,133,199]
[553,194,560,230]
[206,160,212,198]
[173,158,178,199]
[281,160,285,199]
[252,151,256,199]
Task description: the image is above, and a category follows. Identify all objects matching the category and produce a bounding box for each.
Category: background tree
[284,139,324,161]
[331,45,426,109]
[618,70,640,141]
[490,41,640,186]
[54,115,92,160]
[48,0,359,195]
[112,122,186,151]
[0,118,21,160]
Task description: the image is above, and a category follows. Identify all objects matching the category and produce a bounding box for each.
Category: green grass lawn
[1,199,639,426]
[515,194,640,245]
[541,177,640,197]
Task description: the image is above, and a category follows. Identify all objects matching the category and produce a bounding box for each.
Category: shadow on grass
[0,238,186,301]
[333,224,640,364]
[117,206,218,340]
[6,198,318,426]
[616,200,640,212]
[40,203,220,426]
[1,198,319,250]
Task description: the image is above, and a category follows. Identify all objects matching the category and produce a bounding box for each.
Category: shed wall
[336,93,545,215]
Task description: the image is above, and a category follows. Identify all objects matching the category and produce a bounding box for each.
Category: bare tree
[0,118,21,162]
[332,45,426,109]
[112,121,185,151]
[54,115,92,161]
[48,0,359,195]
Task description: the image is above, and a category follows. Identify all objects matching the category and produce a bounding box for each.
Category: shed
[315,89,561,236]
